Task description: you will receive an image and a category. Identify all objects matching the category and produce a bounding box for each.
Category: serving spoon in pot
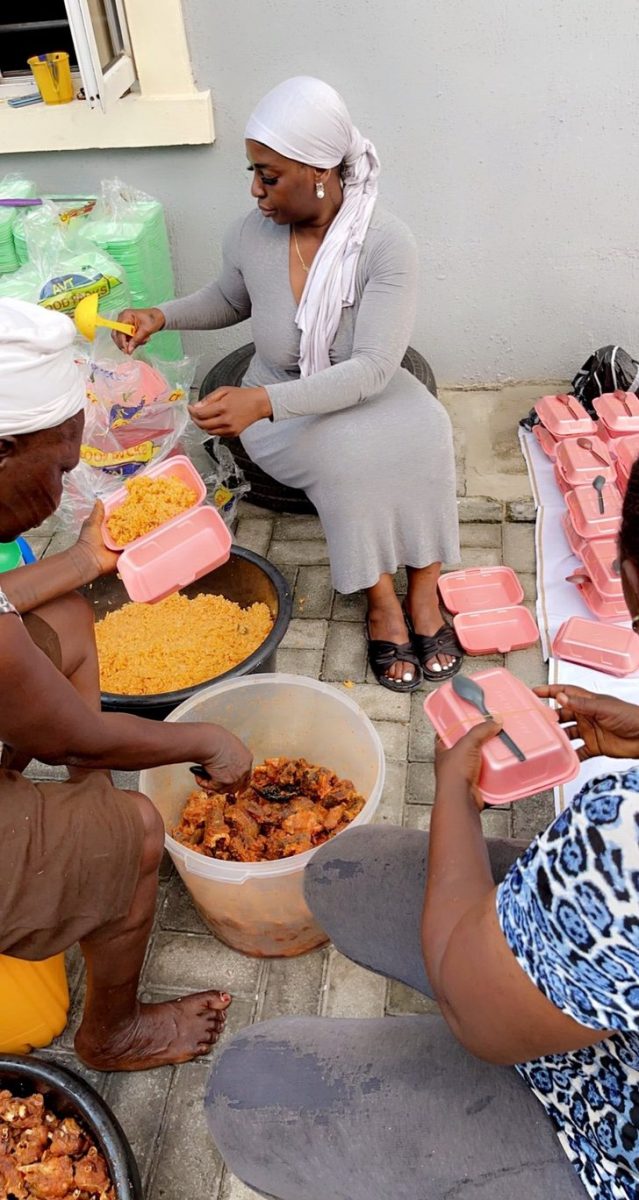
[451,675,526,762]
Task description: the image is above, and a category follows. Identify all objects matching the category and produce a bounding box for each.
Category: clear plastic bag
[0,202,130,318]
[201,437,250,526]
[60,350,197,531]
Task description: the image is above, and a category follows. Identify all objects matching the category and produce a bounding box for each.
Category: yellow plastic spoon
[74,292,135,341]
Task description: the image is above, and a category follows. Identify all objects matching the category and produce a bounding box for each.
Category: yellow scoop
[74,292,135,341]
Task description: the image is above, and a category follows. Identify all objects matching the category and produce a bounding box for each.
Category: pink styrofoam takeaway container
[613,434,639,494]
[534,394,596,438]
[562,512,587,560]
[101,455,231,603]
[552,616,639,677]
[593,391,639,437]
[555,437,616,489]
[580,539,623,599]
[554,464,572,497]
[565,483,622,542]
[439,566,524,613]
[452,607,539,654]
[533,423,559,460]
[566,573,630,624]
[423,667,580,805]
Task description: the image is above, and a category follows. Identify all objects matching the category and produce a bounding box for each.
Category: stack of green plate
[85,197,182,360]
[0,177,37,275]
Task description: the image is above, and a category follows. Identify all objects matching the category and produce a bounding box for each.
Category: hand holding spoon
[451,675,526,762]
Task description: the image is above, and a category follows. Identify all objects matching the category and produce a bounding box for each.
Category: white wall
[3,0,639,386]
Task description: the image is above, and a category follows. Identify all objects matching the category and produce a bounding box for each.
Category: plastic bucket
[28,53,74,105]
[0,954,69,1054]
[140,674,385,957]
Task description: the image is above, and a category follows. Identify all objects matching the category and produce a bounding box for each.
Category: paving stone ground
[28,470,553,1199]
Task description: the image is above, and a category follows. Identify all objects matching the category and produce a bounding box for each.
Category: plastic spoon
[592,475,606,515]
[556,393,581,420]
[74,292,134,342]
[617,392,634,416]
[451,675,526,762]
[576,437,609,466]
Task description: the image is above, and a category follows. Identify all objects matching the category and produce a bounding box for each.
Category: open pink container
[594,391,639,436]
[423,667,580,805]
[562,512,587,559]
[535,394,597,438]
[101,455,232,603]
[555,436,616,488]
[438,567,538,654]
[533,423,559,460]
[565,483,622,541]
[552,616,639,676]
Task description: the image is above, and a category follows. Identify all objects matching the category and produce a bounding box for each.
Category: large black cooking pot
[86,545,292,721]
[0,1054,142,1200]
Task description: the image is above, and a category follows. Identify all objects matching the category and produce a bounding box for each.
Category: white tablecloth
[519,429,639,810]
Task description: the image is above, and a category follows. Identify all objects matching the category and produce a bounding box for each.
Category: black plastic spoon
[592,474,606,515]
[452,675,526,762]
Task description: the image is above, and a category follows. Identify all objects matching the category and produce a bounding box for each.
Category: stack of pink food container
[533,393,630,623]
[437,566,539,654]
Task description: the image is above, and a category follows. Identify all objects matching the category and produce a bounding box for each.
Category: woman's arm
[1,507,116,614]
[423,722,612,1065]
[159,215,252,332]
[266,217,418,421]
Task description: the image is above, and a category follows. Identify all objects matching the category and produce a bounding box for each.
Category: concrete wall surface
[2,0,639,386]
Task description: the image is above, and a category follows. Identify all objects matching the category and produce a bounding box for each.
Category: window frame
[0,0,213,151]
[64,0,136,111]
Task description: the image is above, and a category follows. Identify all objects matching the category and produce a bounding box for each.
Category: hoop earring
[315,180,325,199]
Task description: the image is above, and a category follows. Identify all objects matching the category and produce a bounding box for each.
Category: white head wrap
[245,76,380,377]
[0,299,85,436]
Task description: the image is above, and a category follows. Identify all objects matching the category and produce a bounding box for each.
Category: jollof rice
[106,475,197,546]
[96,593,273,694]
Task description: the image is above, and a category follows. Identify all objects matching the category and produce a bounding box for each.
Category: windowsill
[0,88,214,152]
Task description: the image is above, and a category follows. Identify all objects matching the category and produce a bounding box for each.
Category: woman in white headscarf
[116,76,462,691]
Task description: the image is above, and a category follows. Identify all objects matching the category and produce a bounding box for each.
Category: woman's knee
[126,790,164,872]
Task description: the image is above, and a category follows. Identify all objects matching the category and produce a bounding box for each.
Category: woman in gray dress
[115,76,462,691]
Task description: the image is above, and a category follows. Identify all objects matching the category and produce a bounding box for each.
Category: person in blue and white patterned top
[204,461,639,1199]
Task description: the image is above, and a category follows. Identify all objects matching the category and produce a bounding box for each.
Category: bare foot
[74,990,231,1072]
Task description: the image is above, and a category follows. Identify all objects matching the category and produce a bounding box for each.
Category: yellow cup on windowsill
[27,52,74,105]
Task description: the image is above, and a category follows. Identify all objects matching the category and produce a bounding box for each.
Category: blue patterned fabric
[497,770,639,1200]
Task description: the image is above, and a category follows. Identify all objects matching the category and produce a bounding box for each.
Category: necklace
[292,225,309,273]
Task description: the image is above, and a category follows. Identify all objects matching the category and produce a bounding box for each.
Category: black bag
[519,344,639,429]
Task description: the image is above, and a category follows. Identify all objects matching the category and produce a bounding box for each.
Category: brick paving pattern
[27,479,552,1199]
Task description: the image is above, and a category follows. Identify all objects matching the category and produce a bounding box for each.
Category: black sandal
[403,607,464,683]
[366,620,422,693]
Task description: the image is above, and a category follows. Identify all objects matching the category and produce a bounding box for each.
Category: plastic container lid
[594,391,639,435]
[102,455,231,603]
[552,616,639,676]
[453,606,539,654]
[535,394,597,438]
[565,483,622,541]
[439,566,524,614]
[562,512,587,560]
[423,667,580,805]
[116,506,232,604]
[555,436,616,488]
[533,423,558,460]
